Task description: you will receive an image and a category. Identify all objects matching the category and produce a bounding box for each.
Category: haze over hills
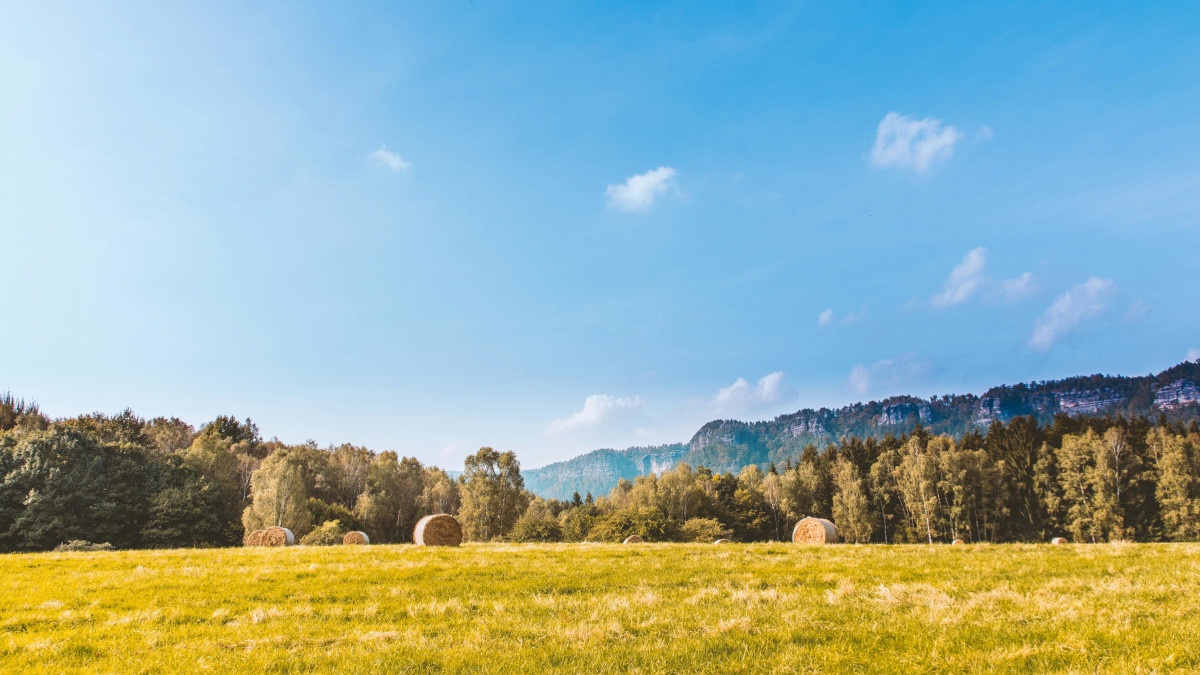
[523,361,1200,500]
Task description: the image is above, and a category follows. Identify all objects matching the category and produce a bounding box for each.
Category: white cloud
[605,167,676,212]
[871,112,963,173]
[709,372,791,419]
[1187,348,1199,363]
[932,247,987,308]
[818,308,862,328]
[440,440,468,460]
[1000,271,1036,302]
[1028,277,1116,352]
[848,352,936,396]
[546,394,644,436]
[368,146,411,172]
[1123,300,1152,324]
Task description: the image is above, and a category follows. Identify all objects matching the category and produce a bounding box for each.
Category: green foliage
[1,428,151,550]
[508,514,563,542]
[679,517,731,542]
[0,392,49,434]
[298,520,345,546]
[587,507,677,542]
[242,449,312,536]
[561,504,600,542]
[308,498,362,533]
[141,456,230,548]
[51,540,115,552]
[458,447,527,541]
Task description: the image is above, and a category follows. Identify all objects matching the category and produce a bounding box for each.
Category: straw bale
[343,531,370,545]
[791,517,838,544]
[623,535,644,544]
[263,526,295,547]
[413,514,462,546]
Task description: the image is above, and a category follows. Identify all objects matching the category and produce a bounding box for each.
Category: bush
[587,507,677,543]
[53,540,115,552]
[307,498,363,533]
[680,517,733,543]
[561,505,600,542]
[299,520,345,546]
[508,515,562,543]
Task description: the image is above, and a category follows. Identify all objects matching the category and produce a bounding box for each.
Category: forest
[1,391,1199,551]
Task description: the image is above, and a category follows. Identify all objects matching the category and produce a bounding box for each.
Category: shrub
[508,515,563,543]
[587,507,677,543]
[299,520,345,546]
[307,498,363,533]
[561,505,600,542]
[680,517,733,543]
[53,540,115,552]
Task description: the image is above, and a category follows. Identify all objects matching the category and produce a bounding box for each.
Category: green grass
[2,542,1198,673]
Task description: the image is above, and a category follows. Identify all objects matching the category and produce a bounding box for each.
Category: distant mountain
[523,361,1200,500]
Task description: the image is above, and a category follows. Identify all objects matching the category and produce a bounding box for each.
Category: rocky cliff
[524,360,1200,499]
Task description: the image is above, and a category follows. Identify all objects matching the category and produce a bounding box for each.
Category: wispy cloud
[368,145,411,172]
[931,247,987,308]
[1028,277,1116,352]
[848,352,936,396]
[818,308,862,328]
[870,112,963,173]
[1186,348,1199,363]
[605,167,676,212]
[1123,300,1152,324]
[546,394,645,436]
[1000,271,1036,302]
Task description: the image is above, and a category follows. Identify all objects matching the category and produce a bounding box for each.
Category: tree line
[1,392,1198,550]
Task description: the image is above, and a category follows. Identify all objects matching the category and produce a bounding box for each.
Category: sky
[2,1,1199,469]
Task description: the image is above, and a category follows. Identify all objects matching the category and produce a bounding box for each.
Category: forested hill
[525,361,1200,499]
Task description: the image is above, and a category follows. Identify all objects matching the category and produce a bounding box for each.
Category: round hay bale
[244,529,267,547]
[342,531,370,546]
[952,539,965,545]
[1050,537,1068,545]
[623,535,644,544]
[792,517,838,544]
[713,538,731,544]
[263,526,295,547]
[413,514,462,546]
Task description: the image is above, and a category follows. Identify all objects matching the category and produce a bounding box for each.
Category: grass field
[2,542,1198,673]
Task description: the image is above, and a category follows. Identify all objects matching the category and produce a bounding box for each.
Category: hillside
[525,360,1200,499]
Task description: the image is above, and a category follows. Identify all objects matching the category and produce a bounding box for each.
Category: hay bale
[244,529,267,547]
[952,539,965,545]
[623,535,644,544]
[714,538,731,544]
[1050,537,1068,545]
[263,526,295,547]
[792,517,838,544]
[413,514,462,546]
[342,531,370,546]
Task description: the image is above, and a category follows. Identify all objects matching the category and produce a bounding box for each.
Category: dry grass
[0,542,1198,673]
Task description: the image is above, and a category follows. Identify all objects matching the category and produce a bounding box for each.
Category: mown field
[2,542,1198,673]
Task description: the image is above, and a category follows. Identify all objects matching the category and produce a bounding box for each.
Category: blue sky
[2,2,1199,468]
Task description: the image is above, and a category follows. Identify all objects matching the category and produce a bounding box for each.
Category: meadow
[1,542,1198,673]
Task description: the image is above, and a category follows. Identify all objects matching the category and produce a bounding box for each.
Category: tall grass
[2,542,1197,673]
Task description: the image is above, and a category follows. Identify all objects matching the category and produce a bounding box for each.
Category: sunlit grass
[2,542,1198,673]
